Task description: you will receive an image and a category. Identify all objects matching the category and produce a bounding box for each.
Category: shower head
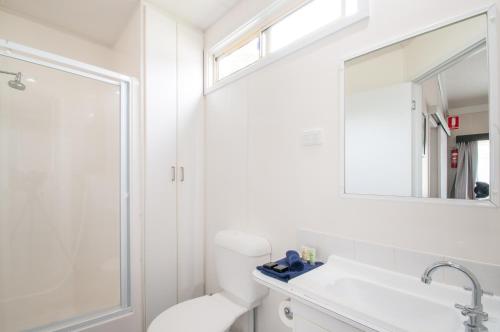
[8,72,26,91]
[1,70,26,91]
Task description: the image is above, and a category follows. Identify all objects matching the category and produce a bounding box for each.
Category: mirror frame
[339,5,499,207]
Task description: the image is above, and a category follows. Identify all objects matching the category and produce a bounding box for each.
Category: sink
[254,255,500,332]
[325,278,461,332]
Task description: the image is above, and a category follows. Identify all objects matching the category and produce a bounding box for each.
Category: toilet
[148,230,271,332]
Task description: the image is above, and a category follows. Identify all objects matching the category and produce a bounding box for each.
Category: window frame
[205,0,370,94]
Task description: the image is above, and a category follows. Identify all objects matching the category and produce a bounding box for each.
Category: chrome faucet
[421,261,488,332]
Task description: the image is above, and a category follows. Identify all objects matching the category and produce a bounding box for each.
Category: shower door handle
[171,166,176,182]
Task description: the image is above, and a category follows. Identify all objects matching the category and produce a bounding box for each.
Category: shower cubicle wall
[0,40,133,332]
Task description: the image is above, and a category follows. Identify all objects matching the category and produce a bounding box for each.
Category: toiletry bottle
[309,248,316,264]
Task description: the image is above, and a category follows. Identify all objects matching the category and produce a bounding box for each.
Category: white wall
[0,7,141,77]
[204,1,500,331]
[404,14,487,79]
[449,111,490,138]
[345,14,487,95]
[114,6,142,78]
[345,43,407,95]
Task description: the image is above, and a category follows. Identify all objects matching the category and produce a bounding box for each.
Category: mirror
[344,14,493,201]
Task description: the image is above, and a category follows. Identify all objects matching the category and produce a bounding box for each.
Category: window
[264,0,342,53]
[477,140,490,184]
[216,37,260,80]
[208,0,368,87]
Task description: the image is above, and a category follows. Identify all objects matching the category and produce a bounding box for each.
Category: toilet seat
[147,293,247,332]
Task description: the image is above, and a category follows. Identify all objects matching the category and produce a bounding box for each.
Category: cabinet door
[144,4,178,326]
[292,300,366,332]
[294,315,364,332]
[176,24,205,302]
[294,316,329,332]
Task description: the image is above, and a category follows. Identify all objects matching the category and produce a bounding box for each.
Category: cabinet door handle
[171,166,176,182]
[180,166,185,182]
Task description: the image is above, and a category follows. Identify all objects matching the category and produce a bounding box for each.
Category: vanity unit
[254,256,500,332]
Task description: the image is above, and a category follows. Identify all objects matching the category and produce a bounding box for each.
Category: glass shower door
[0,52,129,331]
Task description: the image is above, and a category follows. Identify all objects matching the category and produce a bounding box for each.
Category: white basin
[254,255,500,332]
[325,278,461,332]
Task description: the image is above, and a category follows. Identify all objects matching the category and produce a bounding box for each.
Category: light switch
[302,128,324,146]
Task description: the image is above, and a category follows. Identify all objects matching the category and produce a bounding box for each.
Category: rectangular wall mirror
[343,12,498,205]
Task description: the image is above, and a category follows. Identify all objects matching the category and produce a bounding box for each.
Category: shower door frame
[0,38,134,332]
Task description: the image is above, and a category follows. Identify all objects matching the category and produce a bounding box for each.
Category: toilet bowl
[148,230,271,332]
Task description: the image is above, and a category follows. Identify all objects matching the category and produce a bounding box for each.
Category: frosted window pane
[266,0,342,53]
[217,37,260,80]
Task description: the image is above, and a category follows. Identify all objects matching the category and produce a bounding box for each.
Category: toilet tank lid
[215,230,271,257]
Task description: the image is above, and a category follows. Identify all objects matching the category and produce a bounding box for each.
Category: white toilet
[148,230,271,332]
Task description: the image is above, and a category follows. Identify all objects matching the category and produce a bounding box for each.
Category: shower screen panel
[0,52,130,331]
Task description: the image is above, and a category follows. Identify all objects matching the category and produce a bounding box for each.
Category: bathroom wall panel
[205,77,249,294]
[204,0,500,331]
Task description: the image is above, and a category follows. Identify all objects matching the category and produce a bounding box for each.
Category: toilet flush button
[302,128,324,146]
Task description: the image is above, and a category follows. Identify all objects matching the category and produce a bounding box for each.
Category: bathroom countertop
[254,256,500,332]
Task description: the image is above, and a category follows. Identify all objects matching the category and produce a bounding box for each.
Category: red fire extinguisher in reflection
[451,148,458,168]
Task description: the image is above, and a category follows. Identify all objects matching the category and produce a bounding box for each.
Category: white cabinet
[292,300,366,332]
[143,4,204,326]
[294,316,330,332]
[294,316,364,332]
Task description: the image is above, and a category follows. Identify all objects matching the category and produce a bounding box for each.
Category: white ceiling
[0,0,139,46]
[442,49,489,109]
[148,0,241,30]
[0,0,240,46]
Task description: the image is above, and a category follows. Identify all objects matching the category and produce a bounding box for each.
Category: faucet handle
[455,304,489,321]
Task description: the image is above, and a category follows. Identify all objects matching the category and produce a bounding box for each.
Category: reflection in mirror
[344,14,490,200]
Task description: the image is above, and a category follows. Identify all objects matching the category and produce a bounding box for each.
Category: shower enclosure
[0,40,132,332]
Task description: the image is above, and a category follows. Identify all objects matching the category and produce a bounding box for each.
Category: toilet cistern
[421,261,489,332]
